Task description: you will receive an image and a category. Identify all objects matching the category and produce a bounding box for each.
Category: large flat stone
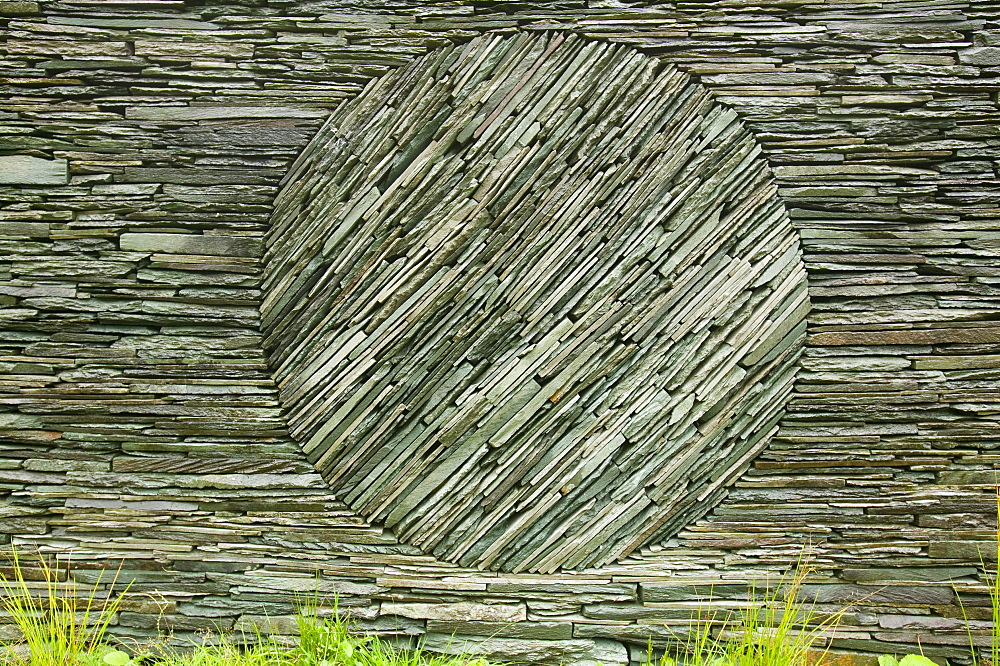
[0,155,67,185]
[842,567,978,582]
[797,584,954,605]
[913,355,1000,370]
[49,16,216,29]
[120,232,262,257]
[380,602,525,622]
[809,327,1000,346]
[0,2,39,15]
[420,634,628,666]
[425,620,573,640]
[959,46,1000,65]
[133,41,255,59]
[126,106,329,121]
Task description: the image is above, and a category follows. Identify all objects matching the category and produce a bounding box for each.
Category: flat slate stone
[420,634,628,666]
[0,155,67,185]
[126,106,330,121]
[0,221,49,237]
[381,602,526,622]
[120,232,262,258]
[0,1,39,14]
[958,46,1000,65]
[48,16,217,29]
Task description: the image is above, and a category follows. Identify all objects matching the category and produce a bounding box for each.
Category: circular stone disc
[262,32,809,573]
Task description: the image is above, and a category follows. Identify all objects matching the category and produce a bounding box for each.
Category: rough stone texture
[1,0,999,664]
[0,155,67,185]
[263,32,808,574]
[120,233,263,258]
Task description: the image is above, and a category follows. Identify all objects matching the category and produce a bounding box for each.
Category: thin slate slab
[120,233,263,258]
[0,155,67,185]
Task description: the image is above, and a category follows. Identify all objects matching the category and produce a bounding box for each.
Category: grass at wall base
[0,548,485,666]
[1,544,997,666]
[641,558,848,666]
[0,548,128,666]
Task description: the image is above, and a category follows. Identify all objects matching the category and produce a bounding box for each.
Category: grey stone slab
[959,46,1000,65]
[0,221,49,237]
[126,106,329,121]
[381,602,525,622]
[425,620,573,640]
[0,155,67,185]
[120,232,262,258]
[48,16,217,29]
[420,634,628,666]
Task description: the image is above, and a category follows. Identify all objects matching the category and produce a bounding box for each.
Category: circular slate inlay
[262,32,809,573]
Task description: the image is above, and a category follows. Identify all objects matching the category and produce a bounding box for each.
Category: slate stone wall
[1,1,999,664]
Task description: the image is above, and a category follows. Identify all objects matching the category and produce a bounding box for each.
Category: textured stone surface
[263,32,807,574]
[421,634,629,666]
[120,233,263,258]
[0,155,67,185]
[1,1,998,663]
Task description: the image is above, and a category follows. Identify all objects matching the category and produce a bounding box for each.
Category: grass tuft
[645,558,848,666]
[155,609,488,666]
[0,548,129,666]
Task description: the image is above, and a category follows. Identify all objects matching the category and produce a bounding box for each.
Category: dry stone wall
[1,1,999,664]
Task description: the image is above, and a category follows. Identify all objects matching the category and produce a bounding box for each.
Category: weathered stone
[0,221,49,237]
[420,634,628,666]
[424,620,573,640]
[0,155,67,185]
[0,1,38,14]
[796,585,954,605]
[912,355,1000,370]
[127,106,329,121]
[2,5,998,664]
[133,41,255,59]
[958,47,1000,65]
[809,327,1000,346]
[773,165,936,178]
[235,614,300,635]
[7,39,129,56]
[48,16,216,29]
[380,602,525,622]
[938,470,1000,485]
[877,614,965,630]
[842,567,978,583]
[91,183,161,195]
[641,583,749,603]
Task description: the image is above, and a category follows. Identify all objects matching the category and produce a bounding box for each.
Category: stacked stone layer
[1,1,999,663]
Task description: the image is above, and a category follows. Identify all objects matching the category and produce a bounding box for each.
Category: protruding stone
[958,46,1000,65]
[126,106,329,121]
[381,602,526,622]
[0,156,67,185]
[0,1,39,14]
[120,233,262,258]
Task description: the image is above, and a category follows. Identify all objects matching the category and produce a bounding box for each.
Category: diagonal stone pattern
[261,32,810,573]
